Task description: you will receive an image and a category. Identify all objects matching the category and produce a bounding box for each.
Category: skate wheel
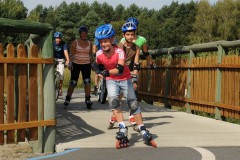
[150,140,157,148]
[116,141,120,149]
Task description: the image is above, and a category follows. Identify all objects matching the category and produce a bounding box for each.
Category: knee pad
[83,78,91,85]
[108,97,121,110]
[69,80,77,87]
[128,99,141,114]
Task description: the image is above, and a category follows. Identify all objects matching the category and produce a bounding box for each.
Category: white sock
[118,122,126,129]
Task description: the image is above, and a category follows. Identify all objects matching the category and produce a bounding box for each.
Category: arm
[133,46,140,75]
[70,40,76,55]
[142,43,156,68]
[64,49,70,66]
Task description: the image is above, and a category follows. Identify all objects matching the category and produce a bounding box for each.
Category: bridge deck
[55,89,240,152]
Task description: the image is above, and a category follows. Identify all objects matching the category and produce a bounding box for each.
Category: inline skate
[140,126,157,148]
[108,115,117,129]
[63,96,71,110]
[85,95,93,110]
[115,126,129,149]
[128,115,139,132]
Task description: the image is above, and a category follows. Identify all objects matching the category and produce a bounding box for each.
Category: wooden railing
[138,40,240,120]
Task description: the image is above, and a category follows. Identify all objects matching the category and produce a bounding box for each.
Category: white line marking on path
[191,147,216,160]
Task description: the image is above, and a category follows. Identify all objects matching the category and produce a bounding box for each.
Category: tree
[0,0,27,19]
[214,0,240,40]
[113,4,125,21]
[78,10,104,40]
[189,0,216,43]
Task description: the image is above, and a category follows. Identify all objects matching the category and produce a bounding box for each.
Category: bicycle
[97,77,107,104]
[91,62,108,104]
[55,59,65,101]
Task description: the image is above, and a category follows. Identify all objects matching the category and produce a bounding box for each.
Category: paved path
[30,89,240,160]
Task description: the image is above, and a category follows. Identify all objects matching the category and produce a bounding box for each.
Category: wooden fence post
[164,51,172,109]
[215,45,226,120]
[0,44,4,145]
[186,49,195,113]
[42,31,55,153]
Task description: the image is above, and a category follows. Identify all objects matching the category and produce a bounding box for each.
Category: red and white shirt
[96,46,131,80]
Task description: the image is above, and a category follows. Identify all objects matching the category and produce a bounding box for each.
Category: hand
[99,70,110,77]
[131,74,138,84]
[91,62,96,71]
[65,60,69,67]
[68,62,73,70]
[149,63,157,69]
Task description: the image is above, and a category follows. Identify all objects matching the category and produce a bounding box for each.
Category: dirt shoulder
[0,143,51,160]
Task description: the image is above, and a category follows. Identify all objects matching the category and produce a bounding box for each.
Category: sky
[21,0,219,12]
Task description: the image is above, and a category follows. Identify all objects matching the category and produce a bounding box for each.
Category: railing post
[186,49,195,113]
[42,31,55,153]
[215,45,226,120]
[164,51,172,109]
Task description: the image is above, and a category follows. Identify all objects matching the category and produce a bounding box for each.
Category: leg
[57,60,65,96]
[64,62,80,108]
[81,63,92,109]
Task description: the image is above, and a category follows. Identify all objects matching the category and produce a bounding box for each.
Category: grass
[62,68,96,88]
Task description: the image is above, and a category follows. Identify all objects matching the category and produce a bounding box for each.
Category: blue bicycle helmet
[122,22,137,32]
[95,24,115,41]
[126,17,139,26]
[54,32,63,38]
[78,25,88,33]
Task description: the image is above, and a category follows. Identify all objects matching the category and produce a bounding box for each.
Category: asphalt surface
[28,89,240,160]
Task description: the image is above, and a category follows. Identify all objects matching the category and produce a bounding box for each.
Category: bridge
[37,90,240,160]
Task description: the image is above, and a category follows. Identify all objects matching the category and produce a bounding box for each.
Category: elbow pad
[133,63,140,71]
[116,64,124,74]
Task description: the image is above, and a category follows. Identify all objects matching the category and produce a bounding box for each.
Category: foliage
[2,0,240,50]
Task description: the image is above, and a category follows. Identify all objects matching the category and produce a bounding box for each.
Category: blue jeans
[106,79,141,114]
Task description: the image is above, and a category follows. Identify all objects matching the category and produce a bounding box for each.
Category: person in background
[120,17,156,125]
[64,26,93,110]
[53,31,70,96]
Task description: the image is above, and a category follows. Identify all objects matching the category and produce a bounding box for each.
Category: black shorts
[71,62,91,81]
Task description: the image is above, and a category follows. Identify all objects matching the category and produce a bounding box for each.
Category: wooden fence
[138,40,240,120]
[0,43,55,144]
[0,18,56,153]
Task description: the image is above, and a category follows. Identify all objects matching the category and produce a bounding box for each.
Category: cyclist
[53,31,70,96]
[94,24,154,145]
[108,22,141,129]
[64,25,93,109]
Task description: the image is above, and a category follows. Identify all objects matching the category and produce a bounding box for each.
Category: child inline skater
[108,22,140,130]
[94,24,156,148]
